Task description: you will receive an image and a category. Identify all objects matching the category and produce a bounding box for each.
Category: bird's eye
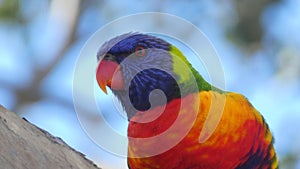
[103,53,116,61]
[134,46,146,57]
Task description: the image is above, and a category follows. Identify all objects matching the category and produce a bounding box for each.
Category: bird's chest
[126,92,272,169]
[127,131,212,169]
[126,94,210,168]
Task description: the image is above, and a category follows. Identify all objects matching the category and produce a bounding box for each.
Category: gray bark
[0,105,100,169]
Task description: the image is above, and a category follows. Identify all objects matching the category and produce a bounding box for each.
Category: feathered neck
[113,43,221,120]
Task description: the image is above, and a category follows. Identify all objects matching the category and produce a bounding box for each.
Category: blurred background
[0,0,299,168]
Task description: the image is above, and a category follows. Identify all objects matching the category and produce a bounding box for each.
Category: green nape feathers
[170,45,222,94]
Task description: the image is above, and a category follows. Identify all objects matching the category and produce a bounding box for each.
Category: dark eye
[103,53,116,61]
[134,46,146,57]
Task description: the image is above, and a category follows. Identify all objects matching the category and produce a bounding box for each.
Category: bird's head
[96,33,207,119]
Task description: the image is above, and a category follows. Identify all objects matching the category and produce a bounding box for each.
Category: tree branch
[0,105,101,169]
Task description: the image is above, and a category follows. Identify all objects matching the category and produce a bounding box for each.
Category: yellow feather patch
[169,45,192,84]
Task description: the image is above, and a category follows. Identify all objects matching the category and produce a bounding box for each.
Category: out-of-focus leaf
[0,0,22,22]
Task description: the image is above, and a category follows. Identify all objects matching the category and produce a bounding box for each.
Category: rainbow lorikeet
[96,33,278,169]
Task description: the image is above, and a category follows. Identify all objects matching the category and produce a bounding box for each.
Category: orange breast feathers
[127,91,277,169]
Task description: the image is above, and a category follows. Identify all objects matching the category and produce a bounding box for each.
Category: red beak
[96,60,124,94]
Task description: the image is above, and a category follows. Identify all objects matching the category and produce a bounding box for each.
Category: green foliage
[0,0,22,22]
[280,151,299,169]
